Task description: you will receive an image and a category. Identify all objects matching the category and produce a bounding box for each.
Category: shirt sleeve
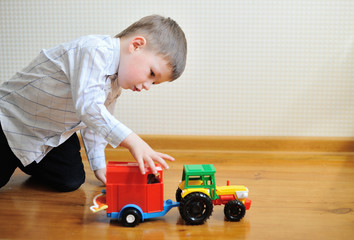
[80,127,108,170]
[66,40,132,167]
[80,97,125,171]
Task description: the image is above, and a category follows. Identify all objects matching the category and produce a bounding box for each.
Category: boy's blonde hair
[115,15,187,80]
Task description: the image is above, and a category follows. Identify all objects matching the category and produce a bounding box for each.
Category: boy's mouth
[133,86,141,92]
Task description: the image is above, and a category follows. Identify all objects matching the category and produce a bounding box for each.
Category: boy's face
[117,37,172,91]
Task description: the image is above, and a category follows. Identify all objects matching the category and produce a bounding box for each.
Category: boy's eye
[150,70,155,77]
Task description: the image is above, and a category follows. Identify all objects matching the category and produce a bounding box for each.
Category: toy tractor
[176,164,251,225]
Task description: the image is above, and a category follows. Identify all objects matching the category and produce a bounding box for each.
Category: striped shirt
[0,35,132,170]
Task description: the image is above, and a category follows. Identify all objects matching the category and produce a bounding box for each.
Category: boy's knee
[0,165,17,190]
[54,176,85,192]
[0,178,10,190]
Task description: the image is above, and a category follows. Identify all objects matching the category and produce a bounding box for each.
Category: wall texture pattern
[1,0,353,136]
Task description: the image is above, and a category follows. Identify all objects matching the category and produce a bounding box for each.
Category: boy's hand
[94,168,106,185]
[120,132,175,174]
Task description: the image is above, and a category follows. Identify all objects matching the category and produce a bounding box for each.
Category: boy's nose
[143,81,152,90]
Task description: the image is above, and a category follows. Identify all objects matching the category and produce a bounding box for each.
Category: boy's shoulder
[43,35,120,74]
[61,35,115,48]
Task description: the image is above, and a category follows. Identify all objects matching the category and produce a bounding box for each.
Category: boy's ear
[129,36,147,53]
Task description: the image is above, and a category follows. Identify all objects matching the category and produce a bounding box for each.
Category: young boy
[0,15,187,192]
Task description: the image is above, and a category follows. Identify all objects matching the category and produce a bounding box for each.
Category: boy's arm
[70,45,132,150]
[68,42,172,176]
[80,97,119,184]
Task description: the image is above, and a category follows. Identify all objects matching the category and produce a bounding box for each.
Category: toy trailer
[90,161,179,227]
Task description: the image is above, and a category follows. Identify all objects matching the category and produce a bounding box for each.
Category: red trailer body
[106,161,164,214]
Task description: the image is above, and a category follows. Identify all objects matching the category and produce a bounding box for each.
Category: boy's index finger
[157,152,175,162]
[156,156,169,170]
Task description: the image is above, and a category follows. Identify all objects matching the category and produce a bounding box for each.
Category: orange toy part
[90,193,108,213]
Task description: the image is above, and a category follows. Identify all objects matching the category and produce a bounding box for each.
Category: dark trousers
[0,124,85,192]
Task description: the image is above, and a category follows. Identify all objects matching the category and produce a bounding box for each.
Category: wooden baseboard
[137,135,354,153]
[78,133,354,153]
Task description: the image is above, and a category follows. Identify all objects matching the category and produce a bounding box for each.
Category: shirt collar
[106,37,120,75]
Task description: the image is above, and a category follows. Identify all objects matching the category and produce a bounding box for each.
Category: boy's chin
[119,85,130,90]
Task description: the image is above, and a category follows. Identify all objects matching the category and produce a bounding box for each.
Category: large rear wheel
[175,188,182,202]
[179,192,213,225]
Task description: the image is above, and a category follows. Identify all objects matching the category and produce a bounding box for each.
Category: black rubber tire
[121,208,141,227]
[224,200,246,221]
[175,188,182,202]
[179,192,213,225]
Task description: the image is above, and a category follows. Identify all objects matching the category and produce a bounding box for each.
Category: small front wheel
[121,208,141,227]
[224,200,246,221]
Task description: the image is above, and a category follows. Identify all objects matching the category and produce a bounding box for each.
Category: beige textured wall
[1,0,353,136]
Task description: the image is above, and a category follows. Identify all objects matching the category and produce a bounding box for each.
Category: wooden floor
[1,137,354,240]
